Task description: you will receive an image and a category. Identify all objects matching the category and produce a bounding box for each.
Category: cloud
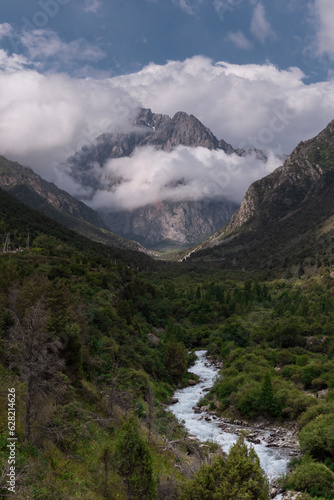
[0,49,29,71]
[172,0,203,15]
[226,31,253,50]
[20,29,106,70]
[312,0,334,59]
[86,145,281,211]
[0,54,139,178]
[0,23,13,39]
[112,56,334,155]
[250,3,276,43]
[83,0,103,13]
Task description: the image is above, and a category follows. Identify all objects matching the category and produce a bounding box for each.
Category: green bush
[180,436,269,500]
[299,414,334,460]
[285,459,334,499]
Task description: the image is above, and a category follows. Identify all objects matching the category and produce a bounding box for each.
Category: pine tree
[260,373,278,417]
[163,340,187,381]
[113,415,157,500]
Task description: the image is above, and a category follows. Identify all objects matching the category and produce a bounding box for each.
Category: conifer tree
[260,373,278,417]
[113,415,157,500]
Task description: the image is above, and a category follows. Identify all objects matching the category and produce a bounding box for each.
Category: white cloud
[173,0,203,15]
[87,146,280,210]
[0,58,138,178]
[0,23,12,39]
[84,0,103,13]
[112,56,334,155]
[226,31,253,50]
[0,49,29,71]
[21,29,106,69]
[250,3,276,43]
[312,0,334,59]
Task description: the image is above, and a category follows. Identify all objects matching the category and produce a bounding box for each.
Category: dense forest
[1,190,334,499]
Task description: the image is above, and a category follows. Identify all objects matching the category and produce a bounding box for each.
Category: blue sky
[1,0,334,207]
[1,0,333,80]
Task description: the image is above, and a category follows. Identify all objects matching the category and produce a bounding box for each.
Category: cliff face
[186,120,334,270]
[102,199,238,249]
[227,121,334,232]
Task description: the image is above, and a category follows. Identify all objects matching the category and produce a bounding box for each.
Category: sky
[1,0,334,208]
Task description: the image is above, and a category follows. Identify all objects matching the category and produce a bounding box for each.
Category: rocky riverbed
[169,350,301,499]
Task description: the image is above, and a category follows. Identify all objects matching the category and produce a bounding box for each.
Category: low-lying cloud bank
[85,145,280,210]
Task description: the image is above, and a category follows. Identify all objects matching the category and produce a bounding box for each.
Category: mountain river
[168,350,299,493]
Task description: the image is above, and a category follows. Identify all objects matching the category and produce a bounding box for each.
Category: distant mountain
[102,199,239,251]
[184,120,334,274]
[67,108,263,250]
[0,156,147,253]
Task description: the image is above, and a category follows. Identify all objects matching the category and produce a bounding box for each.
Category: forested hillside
[0,190,334,499]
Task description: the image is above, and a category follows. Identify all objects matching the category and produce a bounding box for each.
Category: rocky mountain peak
[64,107,246,249]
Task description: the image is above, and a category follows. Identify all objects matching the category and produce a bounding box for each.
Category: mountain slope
[66,108,263,250]
[185,120,334,272]
[0,156,146,252]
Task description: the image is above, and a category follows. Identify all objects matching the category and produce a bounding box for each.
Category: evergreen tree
[260,373,278,417]
[113,415,157,500]
[163,340,187,381]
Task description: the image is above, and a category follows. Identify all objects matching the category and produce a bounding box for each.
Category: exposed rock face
[186,119,334,269]
[67,108,254,249]
[102,199,238,248]
[227,134,328,232]
[70,108,235,178]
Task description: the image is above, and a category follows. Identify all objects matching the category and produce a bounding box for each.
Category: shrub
[180,436,269,500]
[299,414,334,461]
[285,459,334,499]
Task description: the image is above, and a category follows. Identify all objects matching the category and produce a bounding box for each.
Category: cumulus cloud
[226,31,253,50]
[0,53,139,178]
[250,3,276,43]
[112,56,334,155]
[312,0,334,59]
[0,49,29,71]
[87,146,281,211]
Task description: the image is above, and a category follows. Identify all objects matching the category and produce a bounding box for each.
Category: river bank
[169,350,301,498]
